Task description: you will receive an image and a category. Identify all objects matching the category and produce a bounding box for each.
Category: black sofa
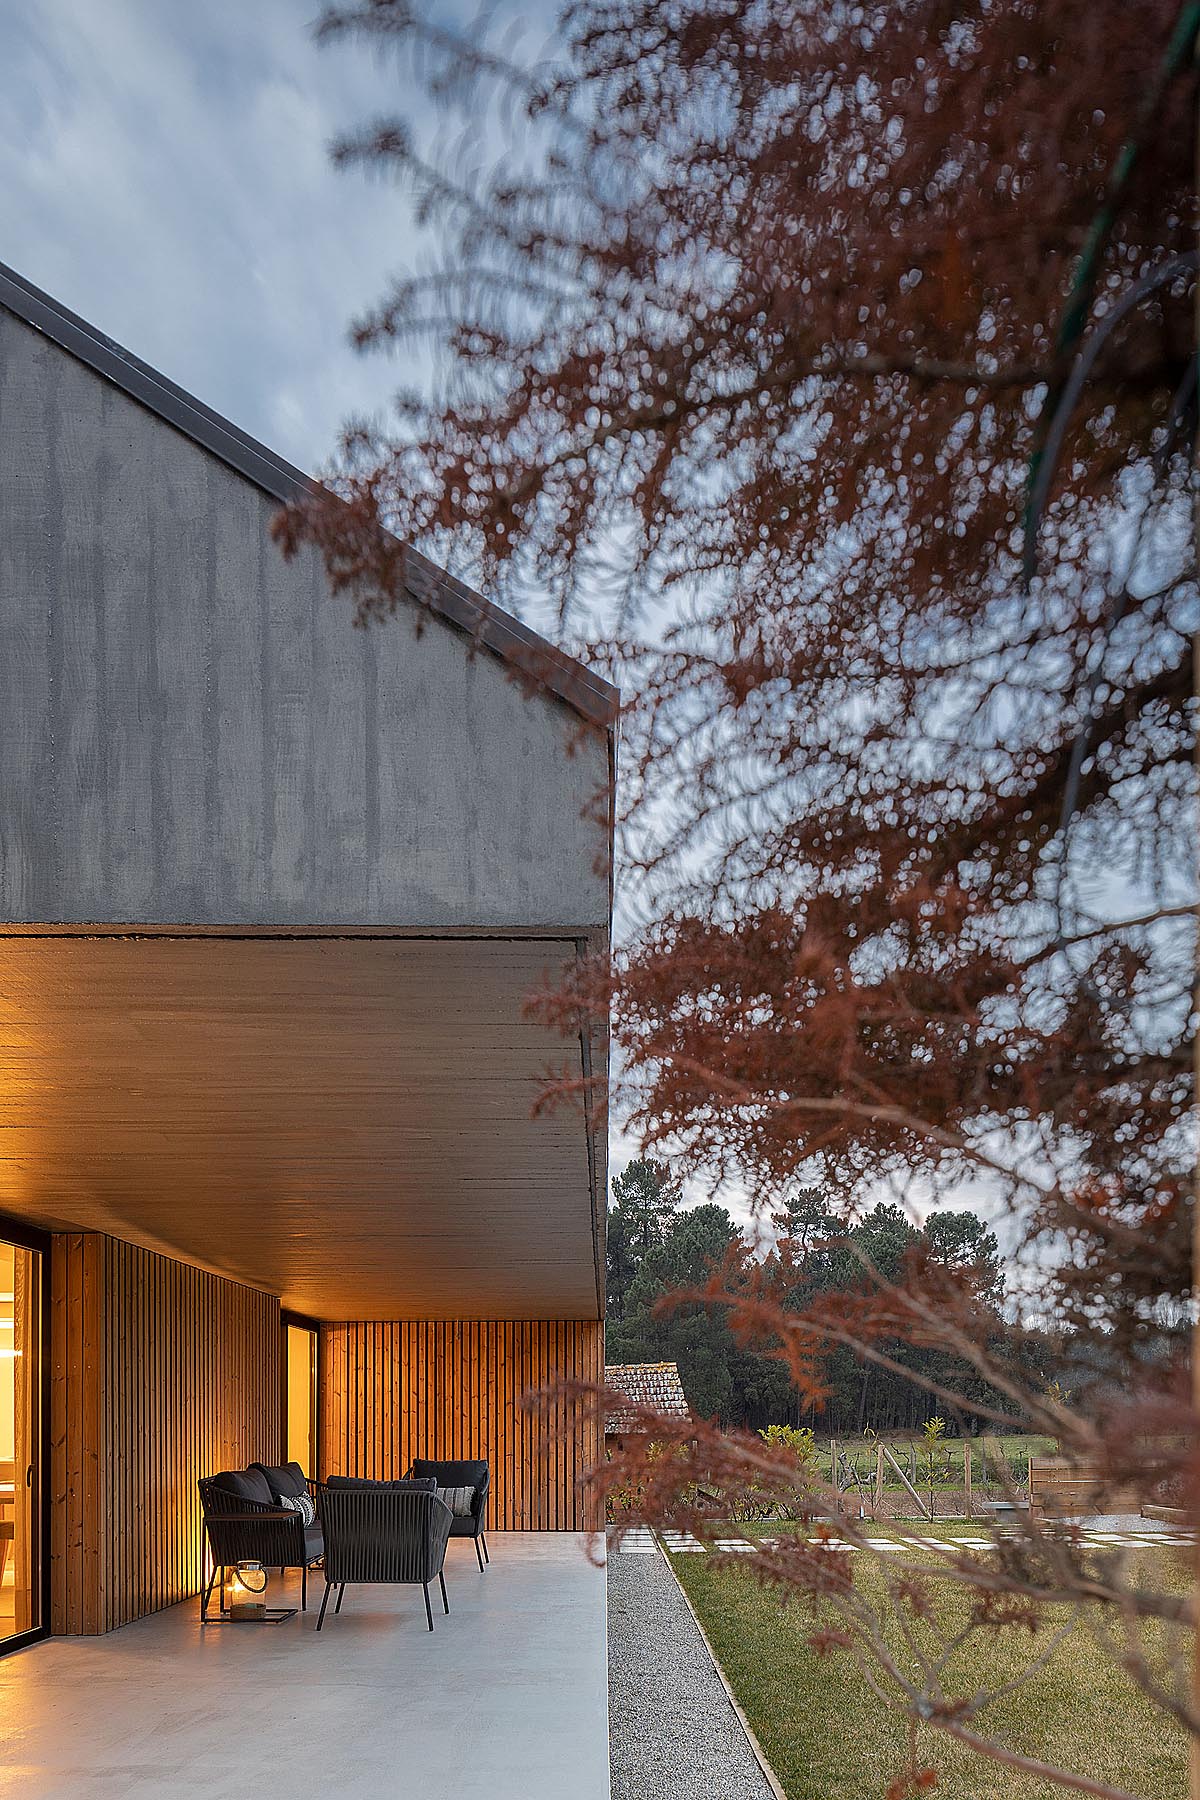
[408,1459,490,1570]
[198,1462,323,1615]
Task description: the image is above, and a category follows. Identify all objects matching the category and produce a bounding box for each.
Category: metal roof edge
[0,259,619,731]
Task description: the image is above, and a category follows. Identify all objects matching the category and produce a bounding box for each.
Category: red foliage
[282,0,1198,1323]
[282,4,1199,1791]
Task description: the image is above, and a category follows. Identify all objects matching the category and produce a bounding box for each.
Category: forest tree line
[605,1159,1069,1437]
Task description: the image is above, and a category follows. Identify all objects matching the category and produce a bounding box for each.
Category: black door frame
[0,1212,51,1657]
[280,1311,321,1480]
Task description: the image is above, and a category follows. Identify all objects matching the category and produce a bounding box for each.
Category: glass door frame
[280,1311,321,1482]
[0,1212,51,1658]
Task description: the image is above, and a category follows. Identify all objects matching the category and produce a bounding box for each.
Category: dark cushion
[212,1467,276,1507]
[409,1459,488,1489]
[250,1462,308,1502]
[304,1522,325,1561]
[324,1475,438,1493]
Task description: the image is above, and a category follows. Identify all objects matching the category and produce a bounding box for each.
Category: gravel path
[608,1538,776,1800]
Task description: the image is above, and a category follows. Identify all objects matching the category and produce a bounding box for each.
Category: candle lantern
[225,1561,268,1620]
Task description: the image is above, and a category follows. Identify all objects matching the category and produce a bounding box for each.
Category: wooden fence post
[964,1440,973,1518]
[881,1443,931,1519]
[875,1443,884,1517]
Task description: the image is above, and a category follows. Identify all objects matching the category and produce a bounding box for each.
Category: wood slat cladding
[49,1233,103,1633]
[50,1232,279,1632]
[320,1321,604,1532]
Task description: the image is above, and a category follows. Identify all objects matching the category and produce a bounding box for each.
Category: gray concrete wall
[0,308,610,927]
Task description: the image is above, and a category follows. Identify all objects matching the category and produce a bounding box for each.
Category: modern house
[0,259,614,1786]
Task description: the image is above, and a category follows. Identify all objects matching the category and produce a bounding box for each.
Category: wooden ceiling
[0,935,602,1320]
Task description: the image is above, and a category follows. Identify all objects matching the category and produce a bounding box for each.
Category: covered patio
[0,1534,609,1798]
[0,259,614,1798]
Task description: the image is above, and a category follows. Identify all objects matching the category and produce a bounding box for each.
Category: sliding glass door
[0,1232,45,1649]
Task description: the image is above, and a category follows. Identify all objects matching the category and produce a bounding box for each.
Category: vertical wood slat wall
[50,1232,280,1633]
[320,1321,604,1531]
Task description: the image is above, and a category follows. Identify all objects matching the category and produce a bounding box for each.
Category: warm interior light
[0,1242,35,1640]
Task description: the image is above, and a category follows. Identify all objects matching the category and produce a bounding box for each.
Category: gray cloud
[0,0,439,468]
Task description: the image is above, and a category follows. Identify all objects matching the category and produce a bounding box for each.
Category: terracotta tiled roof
[604,1361,690,1435]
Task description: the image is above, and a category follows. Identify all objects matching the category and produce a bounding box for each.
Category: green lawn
[669,1533,1189,1800]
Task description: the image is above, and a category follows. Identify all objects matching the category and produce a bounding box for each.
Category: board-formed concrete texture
[0,1535,611,1799]
[0,292,613,929]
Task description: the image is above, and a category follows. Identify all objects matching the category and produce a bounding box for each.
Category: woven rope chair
[314,1484,454,1631]
[408,1458,491,1570]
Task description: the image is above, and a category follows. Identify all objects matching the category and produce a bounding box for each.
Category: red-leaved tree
[277,4,1199,1795]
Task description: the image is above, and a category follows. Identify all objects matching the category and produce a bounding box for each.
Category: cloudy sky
[0,0,533,472]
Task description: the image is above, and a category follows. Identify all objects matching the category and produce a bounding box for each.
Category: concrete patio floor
[0,1534,610,1800]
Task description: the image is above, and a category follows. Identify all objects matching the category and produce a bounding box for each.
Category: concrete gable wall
[0,307,610,928]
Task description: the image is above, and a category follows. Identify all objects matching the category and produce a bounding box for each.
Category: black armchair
[198,1468,324,1615]
[315,1484,454,1631]
[408,1459,490,1570]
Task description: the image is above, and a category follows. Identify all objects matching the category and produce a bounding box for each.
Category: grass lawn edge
[655,1536,790,1800]
[666,1537,1190,1800]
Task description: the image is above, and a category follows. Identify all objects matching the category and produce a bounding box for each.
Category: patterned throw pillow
[280,1490,316,1526]
[437,1485,476,1517]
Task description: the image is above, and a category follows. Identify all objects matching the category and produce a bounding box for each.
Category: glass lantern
[225,1560,268,1620]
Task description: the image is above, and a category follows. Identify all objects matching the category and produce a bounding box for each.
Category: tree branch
[932,1717,1144,1800]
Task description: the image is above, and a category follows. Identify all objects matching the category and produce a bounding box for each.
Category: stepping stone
[618,1531,658,1555]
